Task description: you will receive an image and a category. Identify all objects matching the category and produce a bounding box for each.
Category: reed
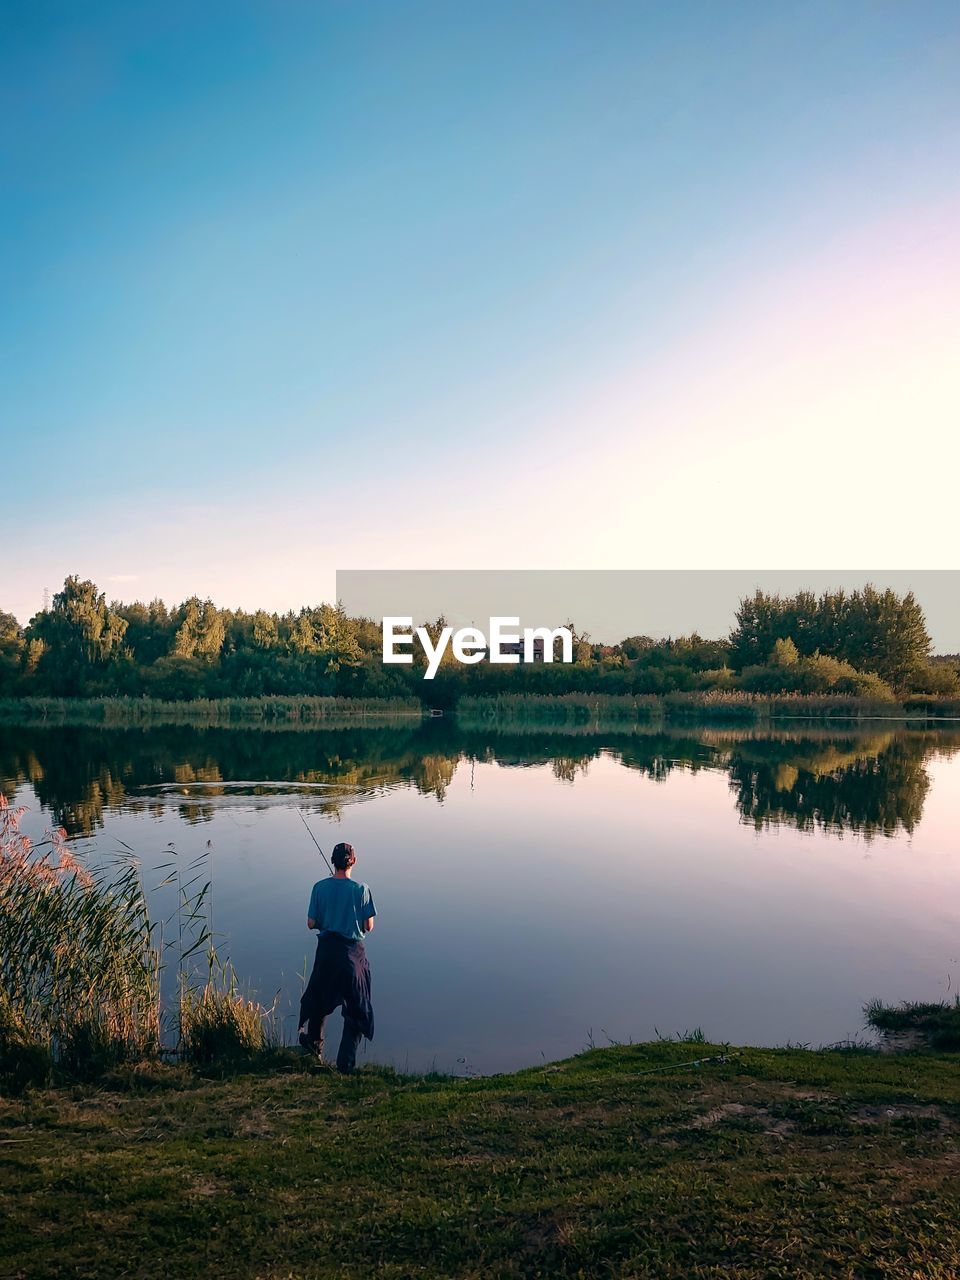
[0,695,422,729]
[902,694,960,718]
[1,692,956,731]
[0,795,160,1087]
[155,846,271,1067]
[663,690,907,721]
[178,961,267,1065]
[0,796,274,1090]
[456,693,664,727]
[455,690,924,728]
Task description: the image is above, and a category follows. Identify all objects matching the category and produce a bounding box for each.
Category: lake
[3,719,959,1074]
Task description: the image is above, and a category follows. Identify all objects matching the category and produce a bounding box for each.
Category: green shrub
[693,667,737,690]
[740,652,896,700]
[908,663,960,696]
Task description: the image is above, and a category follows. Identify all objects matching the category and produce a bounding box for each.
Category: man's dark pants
[305,1011,363,1073]
[299,931,374,1073]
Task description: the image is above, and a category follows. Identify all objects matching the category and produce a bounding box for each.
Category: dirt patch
[692,1101,752,1127]
[691,1102,795,1138]
[188,1175,229,1199]
[546,1102,631,1127]
[851,1103,952,1128]
[772,1086,833,1102]
[448,1151,498,1166]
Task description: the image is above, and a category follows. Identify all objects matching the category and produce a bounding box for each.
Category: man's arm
[361,887,377,935]
[307,917,317,930]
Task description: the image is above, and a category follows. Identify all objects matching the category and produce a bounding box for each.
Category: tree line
[0,577,956,703]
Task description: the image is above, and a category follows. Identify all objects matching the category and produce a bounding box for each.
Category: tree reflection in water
[1,722,958,841]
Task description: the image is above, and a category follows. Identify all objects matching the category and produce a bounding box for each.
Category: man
[298,841,376,1073]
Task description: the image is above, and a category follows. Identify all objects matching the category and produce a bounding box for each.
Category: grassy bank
[0,695,422,728]
[2,1040,960,1278]
[2,691,960,730]
[866,997,960,1052]
[456,690,960,728]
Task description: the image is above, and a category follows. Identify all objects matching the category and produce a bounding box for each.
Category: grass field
[3,1040,960,1278]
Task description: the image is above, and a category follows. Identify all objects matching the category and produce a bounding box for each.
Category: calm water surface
[4,722,959,1073]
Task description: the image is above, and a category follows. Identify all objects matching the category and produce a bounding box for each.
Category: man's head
[331,842,357,871]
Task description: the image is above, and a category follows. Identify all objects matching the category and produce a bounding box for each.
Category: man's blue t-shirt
[308,877,376,943]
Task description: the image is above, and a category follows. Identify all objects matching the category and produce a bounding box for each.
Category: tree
[286,609,320,656]
[26,577,128,693]
[770,637,799,667]
[729,590,788,669]
[0,611,24,691]
[2,575,944,702]
[839,586,930,689]
[172,598,225,662]
[730,585,931,691]
[252,611,279,650]
[619,635,656,660]
[116,598,174,665]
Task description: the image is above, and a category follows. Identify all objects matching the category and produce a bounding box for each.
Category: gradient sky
[3,1,959,622]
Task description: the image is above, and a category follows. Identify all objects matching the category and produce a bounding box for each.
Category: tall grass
[2,692,957,731]
[864,997,960,1051]
[663,690,907,721]
[155,846,272,1068]
[456,693,664,727]
[178,961,267,1065]
[456,690,931,729]
[0,795,160,1087]
[902,694,960,718]
[0,795,273,1091]
[0,695,422,729]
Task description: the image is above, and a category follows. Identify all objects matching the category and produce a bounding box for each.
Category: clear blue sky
[3,2,959,622]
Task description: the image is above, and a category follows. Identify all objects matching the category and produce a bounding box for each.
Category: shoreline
[2,691,960,730]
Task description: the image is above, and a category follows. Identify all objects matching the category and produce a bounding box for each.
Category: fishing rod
[630,1051,740,1078]
[296,808,334,875]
